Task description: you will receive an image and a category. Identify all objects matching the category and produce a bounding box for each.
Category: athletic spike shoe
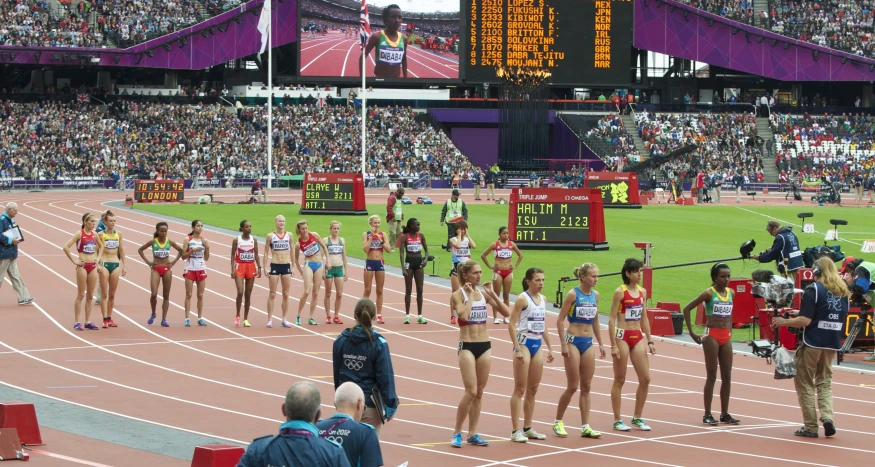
[493,318,501,324]
[631,418,651,431]
[404,316,410,324]
[243,320,251,327]
[524,428,546,440]
[417,315,428,324]
[376,315,385,324]
[327,317,333,324]
[147,313,156,325]
[235,316,240,327]
[161,320,169,327]
[503,318,509,324]
[107,319,117,328]
[184,318,191,327]
[703,414,719,425]
[281,320,293,328]
[613,420,631,431]
[451,432,463,448]
[308,318,318,325]
[720,413,740,425]
[295,317,301,326]
[267,320,273,328]
[581,427,602,438]
[73,322,84,331]
[198,319,207,326]
[450,316,457,325]
[552,421,568,437]
[101,319,108,329]
[333,317,343,324]
[467,434,489,446]
[84,322,99,330]
[510,430,528,443]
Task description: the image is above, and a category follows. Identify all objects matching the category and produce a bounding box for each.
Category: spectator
[386,188,404,250]
[237,381,351,467]
[316,382,384,467]
[484,168,496,201]
[440,189,468,247]
[0,202,33,305]
[471,167,482,200]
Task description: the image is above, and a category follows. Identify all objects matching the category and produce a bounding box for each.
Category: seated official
[316,382,384,467]
[250,179,267,203]
[772,257,850,438]
[237,381,351,467]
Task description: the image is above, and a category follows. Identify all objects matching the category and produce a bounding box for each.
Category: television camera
[749,269,804,360]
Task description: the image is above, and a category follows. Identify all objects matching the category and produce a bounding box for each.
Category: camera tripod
[838,304,873,365]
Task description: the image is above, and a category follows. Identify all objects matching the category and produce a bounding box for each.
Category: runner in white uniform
[507,267,555,443]
[182,220,210,327]
[323,221,348,324]
[449,220,476,324]
[264,215,294,328]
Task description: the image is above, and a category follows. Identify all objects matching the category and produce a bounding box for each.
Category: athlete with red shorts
[231,220,262,327]
[362,214,391,324]
[683,263,741,425]
[608,258,655,432]
[63,213,104,331]
[182,219,210,327]
[480,226,523,324]
[138,222,183,327]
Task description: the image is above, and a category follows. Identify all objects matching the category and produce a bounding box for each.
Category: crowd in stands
[0,0,103,47]
[0,99,472,183]
[682,0,756,25]
[581,115,640,171]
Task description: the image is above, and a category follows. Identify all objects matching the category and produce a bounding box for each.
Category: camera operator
[772,257,850,438]
[752,220,802,282]
[839,257,875,361]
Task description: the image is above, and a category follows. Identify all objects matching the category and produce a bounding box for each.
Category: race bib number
[615,328,625,339]
[458,341,464,352]
[564,333,575,344]
[527,320,545,333]
[469,308,487,322]
[303,242,320,257]
[370,239,383,249]
[328,244,343,255]
[239,251,255,261]
[516,333,528,345]
[379,48,403,64]
[455,248,470,258]
[703,327,710,337]
[818,321,842,331]
[83,244,96,254]
[712,303,732,317]
[407,243,422,254]
[625,305,643,320]
[104,239,119,249]
[575,305,598,320]
[273,240,290,251]
[496,249,513,259]
[191,249,204,259]
[154,250,169,259]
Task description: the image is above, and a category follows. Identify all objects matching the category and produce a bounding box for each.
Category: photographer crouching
[752,220,803,282]
[772,257,850,438]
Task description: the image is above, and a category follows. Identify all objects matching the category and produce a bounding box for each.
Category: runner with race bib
[231,220,262,327]
[294,220,328,326]
[181,219,210,327]
[360,5,408,78]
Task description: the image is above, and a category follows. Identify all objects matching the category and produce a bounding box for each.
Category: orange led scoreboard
[300,173,368,215]
[462,0,633,84]
[134,180,185,202]
[508,188,608,250]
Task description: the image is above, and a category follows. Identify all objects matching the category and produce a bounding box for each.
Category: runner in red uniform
[362,214,391,324]
[231,220,262,327]
[182,220,210,327]
[480,226,523,324]
[63,213,104,331]
[294,220,328,326]
[608,258,655,432]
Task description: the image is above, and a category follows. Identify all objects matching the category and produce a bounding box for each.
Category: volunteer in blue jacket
[333,298,398,437]
[238,381,351,467]
[772,257,850,438]
[0,202,33,305]
[753,220,803,282]
[316,382,383,467]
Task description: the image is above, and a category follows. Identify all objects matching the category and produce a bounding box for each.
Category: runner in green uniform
[361,4,407,78]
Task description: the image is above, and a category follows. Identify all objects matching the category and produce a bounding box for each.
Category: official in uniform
[753,220,803,282]
[237,381,351,467]
[772,257,850,438]
[440,189,468,247]
[386,188,404,251]
[316,382,384,467]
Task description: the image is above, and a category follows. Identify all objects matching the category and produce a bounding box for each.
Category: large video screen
[461,0,633,85]
[299,0,460,79]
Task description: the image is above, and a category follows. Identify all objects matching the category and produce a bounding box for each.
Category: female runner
[450,260,509,448]
[682,263,740,425]
[323,221,348,324]
[264,215,294,328]
[97,211,126,328]
[449,221,476,324]
[508,267,555,443]
[231,220,262,327]
[399,218,428,324]
[609,258,654,431]
[93,210,111,305]
[294,220,328,326]
[63,213,104,331]
[182,220,210,327]
[553,263,605,438]
[480,226,522,324]
[138,222,183,327]
[362,214,391,325]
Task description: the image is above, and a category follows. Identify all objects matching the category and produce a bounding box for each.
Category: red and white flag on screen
[77,93,90,104]
[359,0,370,49]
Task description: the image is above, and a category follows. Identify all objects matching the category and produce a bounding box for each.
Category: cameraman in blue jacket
[753,220,803,282]
[333,298,398,437]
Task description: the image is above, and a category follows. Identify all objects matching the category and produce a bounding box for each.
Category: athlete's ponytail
[81,212,90,229]
[402,218,419,235]
[189,219,202,237]
[352,298,377,346]
[522,267,544,292]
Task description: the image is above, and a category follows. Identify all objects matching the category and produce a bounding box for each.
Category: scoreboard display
[134,180,185,202]
[585,172,641,206]
[300,173,367,215]
[462,0,633,85]
[508,188,608,250]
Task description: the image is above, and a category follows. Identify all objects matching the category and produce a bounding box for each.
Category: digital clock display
[134,179,185,202]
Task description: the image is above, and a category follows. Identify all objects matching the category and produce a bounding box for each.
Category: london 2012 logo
[597,181,629,203]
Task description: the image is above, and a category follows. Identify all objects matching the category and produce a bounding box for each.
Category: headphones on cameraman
[812,264,822,278]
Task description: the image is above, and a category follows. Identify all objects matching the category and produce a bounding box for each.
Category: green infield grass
[135,202,874,341]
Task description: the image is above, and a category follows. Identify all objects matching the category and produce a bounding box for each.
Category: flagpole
[360,4,367,180]
[267,0,273,190]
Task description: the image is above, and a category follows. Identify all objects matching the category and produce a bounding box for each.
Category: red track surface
[300,32,459,78]
[2,190,874,467]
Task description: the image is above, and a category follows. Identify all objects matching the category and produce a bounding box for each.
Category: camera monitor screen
[299,0,460,79]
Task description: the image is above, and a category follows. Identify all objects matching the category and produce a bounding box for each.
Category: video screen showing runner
[299,0,459,79]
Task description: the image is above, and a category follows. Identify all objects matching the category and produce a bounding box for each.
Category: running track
[300,32,459,79]
[2,189,874,466]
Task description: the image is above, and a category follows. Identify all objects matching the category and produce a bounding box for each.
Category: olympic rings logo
[324,435,345,445]
[345,359,364,371]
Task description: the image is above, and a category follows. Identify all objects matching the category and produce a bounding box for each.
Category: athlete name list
[470,0,564,69]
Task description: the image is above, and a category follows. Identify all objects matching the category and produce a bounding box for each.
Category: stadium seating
[561,114,640,171]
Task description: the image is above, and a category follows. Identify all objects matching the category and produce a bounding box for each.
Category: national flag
[257,0,271,54]
[359,0,370,49]
[77,93,90,104]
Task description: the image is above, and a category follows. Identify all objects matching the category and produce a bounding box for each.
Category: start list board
[462,0,633,85]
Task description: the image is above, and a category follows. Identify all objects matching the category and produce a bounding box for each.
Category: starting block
[647,309,676,336]
[191,444,245,467]
[0,427,29,461]
[0,402,41,445]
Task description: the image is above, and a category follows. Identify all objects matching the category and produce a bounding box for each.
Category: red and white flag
[359,0,370,49]
[77,93,90,103]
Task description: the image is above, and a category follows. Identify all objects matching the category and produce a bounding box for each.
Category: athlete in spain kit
[361,5,408,78]
[264,215,294,328]
[182,220,210,327]
[480,226,523,324]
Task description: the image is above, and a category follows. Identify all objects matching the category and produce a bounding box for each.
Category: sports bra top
[405,233,423,255]
[568,287,598,325]
[705,287,733,318]
[270,231,291,251]
[298,233,322,258]
[235,235,255,263]
[78,230,97,255]
[458,288,488,327]
[516,292,546,339]
[620,285,644,322]
[494,240,513,260]
[101,230,120,251]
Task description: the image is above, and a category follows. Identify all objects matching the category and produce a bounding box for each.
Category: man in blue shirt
[237,382,351,467]
[316,382,383,467]
[753,220,803,282]
[0,203,33,306]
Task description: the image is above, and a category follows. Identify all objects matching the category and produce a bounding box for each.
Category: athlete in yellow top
[361,4,408,78]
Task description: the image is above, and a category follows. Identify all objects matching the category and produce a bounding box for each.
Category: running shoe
[552,421,568,437]
[235,316,241,327]
[326,317,333,324]
[863,353,875,362]
[451,432,463,448]
[102,319,108,329]
[147,313,156,325]
[84,322,99,330]
[376,315,384,325]
[467,434,489,446]
[450,316,457,325]
[281,320,293,328]
[184,318,191,327]
[822,419,836,437]
[308,318,318,325]
[94,296,101,305]
[703,414,719,425]
[73,322,83,331]
[198,318,207,326]
[107,319,117,328]
[510,430,528,443]
[243,320,251,327]
[631,418,652,431]
[295,317,301,326]
[18,298,33,305]
[613,420,631,431]
[720,413,740,425]
[266,321,273,328]
[161,320,169,327]
[581,426,602,438]
[333,317,343,324]
[524,428,546,440]
[493,318,501,324]
[404,316,410,324]
[417,315,427,324]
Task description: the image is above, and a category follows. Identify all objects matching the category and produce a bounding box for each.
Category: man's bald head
[283,381,322,423]
[334,382,365,421]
